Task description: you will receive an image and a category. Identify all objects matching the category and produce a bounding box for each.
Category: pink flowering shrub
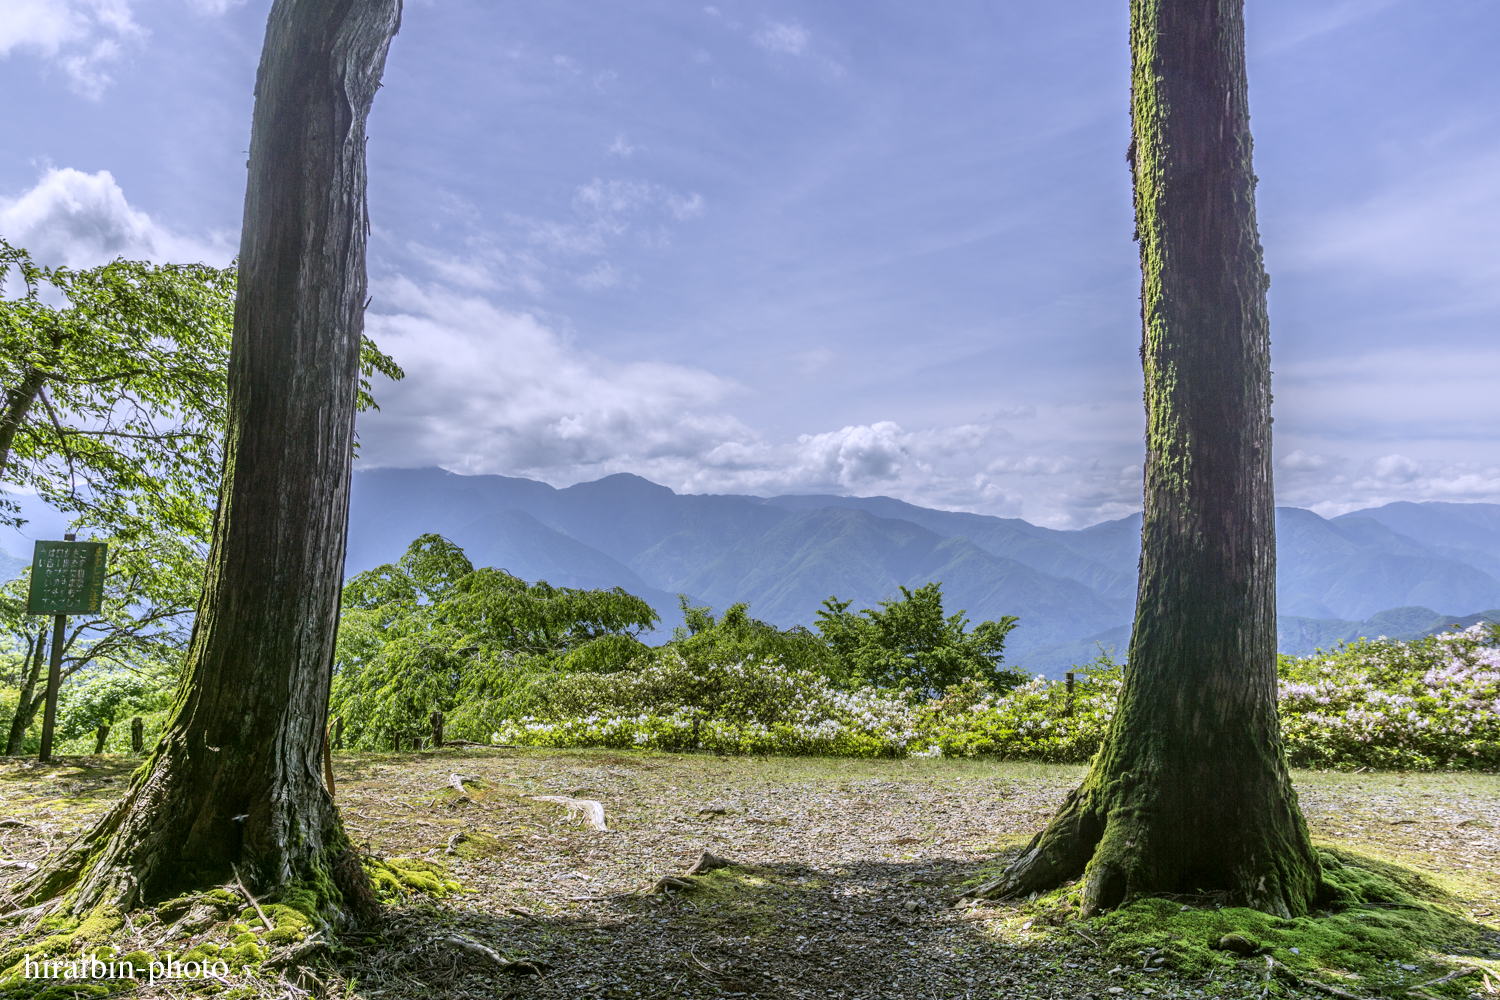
[1278,623,1500,770]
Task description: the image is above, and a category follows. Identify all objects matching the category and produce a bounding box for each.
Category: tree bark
[14,0,401,920]
[972,0,1320,917]
[3,627,46,756]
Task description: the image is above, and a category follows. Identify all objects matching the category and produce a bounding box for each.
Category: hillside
[345,469,1500,674]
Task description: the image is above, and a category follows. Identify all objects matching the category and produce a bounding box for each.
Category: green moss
[363,856,461,903]
[257,903,311,946]
[1075,848,1496,997]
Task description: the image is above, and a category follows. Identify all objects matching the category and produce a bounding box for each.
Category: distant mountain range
[343,468,1500,676]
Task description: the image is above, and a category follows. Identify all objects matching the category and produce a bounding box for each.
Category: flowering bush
[490,652,918,756]
[912,656,1121,762]
[486,627,1500,770]
[1278,624,1500,770]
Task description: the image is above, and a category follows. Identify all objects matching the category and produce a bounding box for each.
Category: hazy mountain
[1019,605,1500,677]
[335,469,1500,674]
[1335,501,1500,580]
[0,546,25,583]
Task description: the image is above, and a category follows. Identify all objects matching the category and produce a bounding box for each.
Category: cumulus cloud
[1,0,144,98]
[0,167,234,268]
[354,279,1150,526]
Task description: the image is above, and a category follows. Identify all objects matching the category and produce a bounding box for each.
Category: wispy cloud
[401,176,704,297]
[1251,0,1402,57]
[1281,140,1500,302]
[753,21,810,57]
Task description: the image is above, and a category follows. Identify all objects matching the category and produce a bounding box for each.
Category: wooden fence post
[94,724,110,754]
[430,711,445,749]
[130,717,144,753]
[334,715,344,750]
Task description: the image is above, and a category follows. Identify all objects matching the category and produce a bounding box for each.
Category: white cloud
[0,167,234,268]
[754,21,810,56]
[354,283,1145,526]
[605,134,635,158]
[1279,449,1331,473]
[0,0,144,98]
[357,279,754,480]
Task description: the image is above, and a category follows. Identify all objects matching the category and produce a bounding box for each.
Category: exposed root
[531,794,607,831]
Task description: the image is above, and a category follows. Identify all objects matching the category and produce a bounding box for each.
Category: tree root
[531,795,607,831]
[428,933,548,975]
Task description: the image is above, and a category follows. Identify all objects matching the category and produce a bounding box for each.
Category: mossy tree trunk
[12,0,401,921]
[973,0,1320,917]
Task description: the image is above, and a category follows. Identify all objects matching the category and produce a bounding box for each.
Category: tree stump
[334,715,343,750]
[130,717,143,753]
[93,724,110,754]
[430,711,444,749]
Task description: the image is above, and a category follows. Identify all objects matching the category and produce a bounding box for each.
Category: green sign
[27,541,108,615]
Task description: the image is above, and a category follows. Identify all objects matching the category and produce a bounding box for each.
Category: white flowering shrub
[490,652,918,756]
[913,655,1121,762]
[1278,624,1500,770]
[486,627,1499,770]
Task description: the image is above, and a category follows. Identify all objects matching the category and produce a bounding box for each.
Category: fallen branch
[687,947,725,977]
[1269,957,1372,1000]
[429,933,546,975]
[1069,925,1100,948]
[531,795,607,831]
[1415,967,1481,989]
[445,831,467,856]
[231,863,273,932]
[262,932,328,971]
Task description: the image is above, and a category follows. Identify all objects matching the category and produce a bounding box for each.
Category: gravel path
[3,750,1498,1000]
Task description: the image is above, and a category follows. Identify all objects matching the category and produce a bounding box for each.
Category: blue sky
[2,0,1497,529]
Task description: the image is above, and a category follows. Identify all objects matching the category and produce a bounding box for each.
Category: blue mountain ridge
[345,469,1500,676]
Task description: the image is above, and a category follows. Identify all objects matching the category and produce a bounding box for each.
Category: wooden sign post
[27,534,108,762]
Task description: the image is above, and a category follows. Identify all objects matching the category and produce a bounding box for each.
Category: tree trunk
[972,0,1320,918]
[14,0,401,920]
[3,627,46,756]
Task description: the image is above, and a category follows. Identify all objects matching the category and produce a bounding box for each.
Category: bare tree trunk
[4,627,47,756]
[972,0,1320,917]
[15,0,401,921]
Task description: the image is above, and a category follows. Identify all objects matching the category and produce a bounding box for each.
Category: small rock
[903,899,919,911]
[1398,963,1418,971]
[1217,932,1260,955]
[1107,988,1125,996]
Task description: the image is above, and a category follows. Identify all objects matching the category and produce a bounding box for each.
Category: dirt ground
[2,749,1498,999]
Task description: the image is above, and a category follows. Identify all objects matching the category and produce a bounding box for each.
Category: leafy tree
[0,239,402,538]
[331,534,660,749]
[1,530,202,755]
[669,596,839,679]
[815,582,1023,695]
[976,0,1320,918]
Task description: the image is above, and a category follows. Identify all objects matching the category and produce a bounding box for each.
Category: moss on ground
[994,845,1500,998]
[362,856,461,905]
